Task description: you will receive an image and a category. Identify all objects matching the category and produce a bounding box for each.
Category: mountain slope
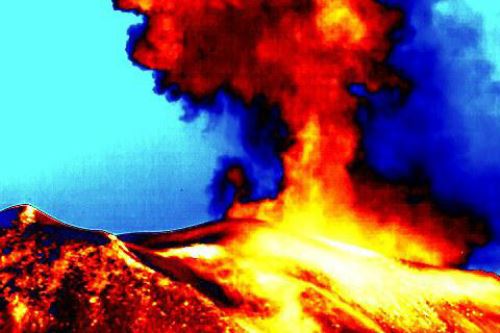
[0,205,499,332]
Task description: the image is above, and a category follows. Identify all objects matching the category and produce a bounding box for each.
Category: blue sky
[0,0,228,232]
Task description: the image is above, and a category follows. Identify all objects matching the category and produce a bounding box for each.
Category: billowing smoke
[354,0,500,270]
[115,0,492,267]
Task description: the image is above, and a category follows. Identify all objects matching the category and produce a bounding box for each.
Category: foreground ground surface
[0,205,499,332]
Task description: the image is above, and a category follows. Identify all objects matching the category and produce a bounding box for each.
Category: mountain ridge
[1,205,499,332]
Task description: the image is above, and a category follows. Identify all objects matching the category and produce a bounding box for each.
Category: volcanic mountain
[0,205,499,332]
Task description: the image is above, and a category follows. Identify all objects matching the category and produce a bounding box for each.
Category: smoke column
[115,0,495,269]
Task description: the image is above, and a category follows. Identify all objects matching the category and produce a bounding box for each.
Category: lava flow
[0,205,499,332]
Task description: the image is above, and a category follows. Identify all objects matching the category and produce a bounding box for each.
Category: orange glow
[19,205,36,225]
[147,221,500,332]
[1,206,499,331]
[316,0,366,42]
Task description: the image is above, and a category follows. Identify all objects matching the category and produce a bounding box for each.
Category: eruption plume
[115,0,485,265]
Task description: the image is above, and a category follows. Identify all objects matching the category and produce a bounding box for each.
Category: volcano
[0,205,498,332]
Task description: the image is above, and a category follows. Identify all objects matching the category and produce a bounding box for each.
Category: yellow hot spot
[136,0,153,11]
[160,244,225,260]
[316,0,366,42]
[11,295,28,324]
[276,198,446,265]
[157,277,171,287]
[19,205,36,225]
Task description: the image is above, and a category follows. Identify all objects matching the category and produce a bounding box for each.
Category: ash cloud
[355,0,500,270]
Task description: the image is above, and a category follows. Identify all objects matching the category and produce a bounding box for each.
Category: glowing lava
[0,206,499,332]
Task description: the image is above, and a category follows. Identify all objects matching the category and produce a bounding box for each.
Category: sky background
[0,0,231,232]
[0,0,499,270]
